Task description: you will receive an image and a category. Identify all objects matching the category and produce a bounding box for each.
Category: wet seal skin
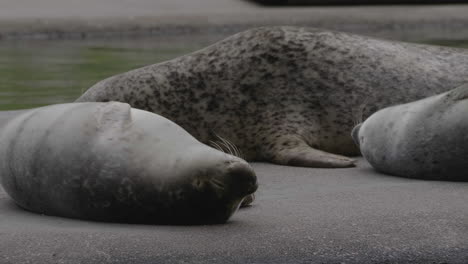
[0,102,257,224]
[352,83,468,181]
[77,26,468,168]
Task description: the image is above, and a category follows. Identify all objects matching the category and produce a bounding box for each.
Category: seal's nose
[226,161,258,196]
[351,123,362,147]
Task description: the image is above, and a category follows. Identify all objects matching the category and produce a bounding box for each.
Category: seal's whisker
[209,140,226,153]
[222,141,235,156]
[215,133,238,157]
[215,135,245,159]
[230,141,240,157]
[215,134,231,153]
[237,148,245,160]
[234,144,243,159]
[209,140,219,150]
[221,135,241,158]
[210,140,225,153]
[217,139,234,156]
[225,138,241,158]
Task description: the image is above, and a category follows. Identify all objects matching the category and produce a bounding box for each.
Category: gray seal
[77,26,468,168]
[352,83,468,181]
[0,102,257,224]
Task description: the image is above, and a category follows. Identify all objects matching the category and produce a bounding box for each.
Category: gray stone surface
[1,158,468,263]
[1,0,468,41]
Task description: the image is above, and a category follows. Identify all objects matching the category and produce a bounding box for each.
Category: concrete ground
[1,0,468,41]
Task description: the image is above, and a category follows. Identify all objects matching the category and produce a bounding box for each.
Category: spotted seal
[0,102,257,224]
[77,26,468,168]
[352,83,468,181]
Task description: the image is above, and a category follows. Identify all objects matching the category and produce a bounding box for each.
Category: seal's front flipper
[267,139,356,168]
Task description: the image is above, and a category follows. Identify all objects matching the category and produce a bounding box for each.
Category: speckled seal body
[0,102,257,224]
[352,83,468,181]
[77,27,468,168]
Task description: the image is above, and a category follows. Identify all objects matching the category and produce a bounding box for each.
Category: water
[0,37,467,111]
[0,36,219,110]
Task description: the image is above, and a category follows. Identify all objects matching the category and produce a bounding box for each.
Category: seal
[76,26,468,168]
[352,83,468,181]
[0,102,258,224]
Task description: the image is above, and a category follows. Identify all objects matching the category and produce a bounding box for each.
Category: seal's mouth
[351,123,362,147]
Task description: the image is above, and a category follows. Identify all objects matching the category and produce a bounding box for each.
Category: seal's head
[176,153,258,224]
[90,102,258,224]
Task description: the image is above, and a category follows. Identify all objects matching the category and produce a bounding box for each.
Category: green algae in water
[0,37,213,110]
[0,38,467,111]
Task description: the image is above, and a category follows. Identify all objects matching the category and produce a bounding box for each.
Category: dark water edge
[0,36,467,111]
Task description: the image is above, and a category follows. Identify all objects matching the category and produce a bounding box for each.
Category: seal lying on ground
[352,83,468,181]
[0,102,257,224]
[77,26,468,168]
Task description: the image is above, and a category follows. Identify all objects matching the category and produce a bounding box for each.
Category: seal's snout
[226,161,258,196]
[351,123,362,147]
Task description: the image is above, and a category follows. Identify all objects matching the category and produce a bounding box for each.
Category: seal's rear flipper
[266,138,356,168]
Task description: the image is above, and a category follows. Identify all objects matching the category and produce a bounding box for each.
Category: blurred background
[1,0,468,110]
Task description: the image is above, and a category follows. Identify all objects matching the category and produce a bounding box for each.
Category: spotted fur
[77,27,468,168]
